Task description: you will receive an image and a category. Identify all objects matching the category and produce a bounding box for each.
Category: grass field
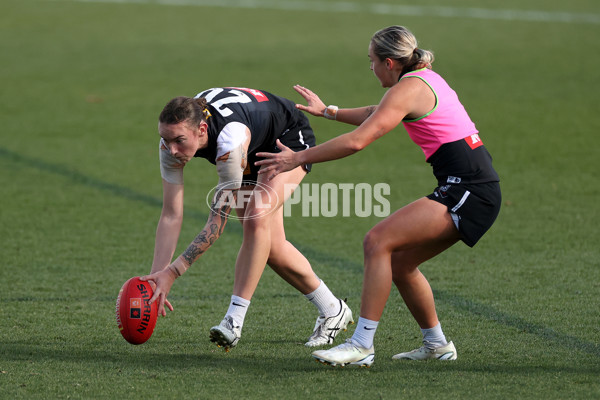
[1,0,599,398]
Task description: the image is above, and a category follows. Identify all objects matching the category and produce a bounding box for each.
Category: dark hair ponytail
[159,96,208,125]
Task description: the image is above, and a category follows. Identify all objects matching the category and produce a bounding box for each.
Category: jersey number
[195,88,252,117]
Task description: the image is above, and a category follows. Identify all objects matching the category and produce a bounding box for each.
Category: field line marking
[45,0,600,25]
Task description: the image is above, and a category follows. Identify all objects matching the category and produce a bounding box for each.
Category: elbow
[348,138,369,153]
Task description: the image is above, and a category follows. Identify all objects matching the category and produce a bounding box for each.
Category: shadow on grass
[434,289,600,358]
[0,341,319,373]
[1,340,599,376]
[0,146,208,225]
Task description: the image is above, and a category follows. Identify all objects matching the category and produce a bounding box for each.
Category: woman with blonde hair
[257,26,501,367]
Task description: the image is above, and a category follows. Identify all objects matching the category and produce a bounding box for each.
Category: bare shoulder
[383,76,435,119]
[375,79,421,117]
[390,75,430,96]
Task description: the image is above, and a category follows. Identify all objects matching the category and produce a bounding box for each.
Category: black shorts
[243,119,316,185]
[427,181,501,247]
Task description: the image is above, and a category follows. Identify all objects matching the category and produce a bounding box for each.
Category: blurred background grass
[1,0,599,398]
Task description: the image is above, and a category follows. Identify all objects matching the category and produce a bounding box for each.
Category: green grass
[1,0,599,398]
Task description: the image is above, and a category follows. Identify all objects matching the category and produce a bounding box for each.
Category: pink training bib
[401,68,478,160]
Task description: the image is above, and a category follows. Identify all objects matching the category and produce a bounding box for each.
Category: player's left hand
[255,140,300,181]
[140,269,176,317]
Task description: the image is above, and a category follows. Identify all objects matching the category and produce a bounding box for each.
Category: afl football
[116,277,158,345]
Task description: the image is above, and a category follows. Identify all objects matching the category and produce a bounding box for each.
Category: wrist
[294,148,308,166]
[168,256,190,278]
[323,105,338,120]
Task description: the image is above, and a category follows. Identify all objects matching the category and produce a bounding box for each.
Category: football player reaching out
[140,87,353,351]
[256,26,501,367]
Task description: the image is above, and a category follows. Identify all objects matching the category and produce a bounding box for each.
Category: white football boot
[312,339,375,367]
[305,299,354,347]
[392,341,457,361]
[209,316,241,351]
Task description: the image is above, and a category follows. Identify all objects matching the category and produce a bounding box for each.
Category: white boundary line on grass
[49,0,600,25]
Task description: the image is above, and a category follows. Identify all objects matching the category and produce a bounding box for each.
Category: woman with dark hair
[141,87,353,351]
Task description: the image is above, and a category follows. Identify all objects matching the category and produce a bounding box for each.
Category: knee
[241,214,270,235]
[363,228,388,259]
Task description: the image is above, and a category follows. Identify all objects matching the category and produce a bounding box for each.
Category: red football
[116,277,158,345]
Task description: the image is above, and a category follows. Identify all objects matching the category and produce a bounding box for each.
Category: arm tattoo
[181,189,237,266]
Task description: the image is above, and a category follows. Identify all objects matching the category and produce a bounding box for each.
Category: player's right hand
[293,85,327,117]
[140,269,175,317]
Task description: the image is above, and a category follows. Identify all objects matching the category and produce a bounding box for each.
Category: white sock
[304,280,340,318]
[421,322,448,348]
[351,317,379,349]
[226,295,250,327]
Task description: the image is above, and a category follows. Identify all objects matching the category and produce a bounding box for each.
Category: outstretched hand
[293,85,327,117]
[139,269,176,317]
[255,139,301,181]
